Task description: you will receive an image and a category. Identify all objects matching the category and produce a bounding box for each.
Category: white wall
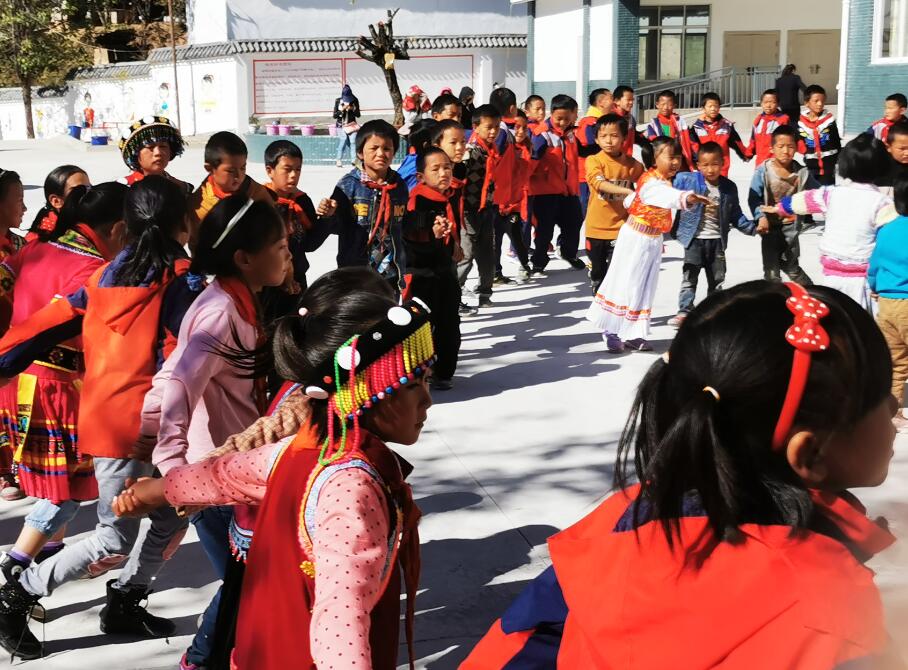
[188,0,229,44]
[589,0,615,81]
[0,97,68,140]
[639,0,842,71]
[69,78,155,131]
[149,59,240,136]
[534,0,583,83]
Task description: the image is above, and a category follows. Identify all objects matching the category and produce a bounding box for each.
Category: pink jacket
[143,280,260,474]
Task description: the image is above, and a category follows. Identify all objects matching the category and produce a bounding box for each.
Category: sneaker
[458,302,478,316]
[564,257,587,270]
[0,476,23,502]
[180,652,207,670]
[99,579,176,638]
[516,266,530,283]
[667,313,687,329]
[493,273,514,285]
[603,333,625,353]
[624,338,653,352]
[335,160,343,168]
[478,296,493,308]
[0,567,42,660]
[529,267,548,279]
[432,378,454,391]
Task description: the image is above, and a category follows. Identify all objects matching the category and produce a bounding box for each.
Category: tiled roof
[70,62,152,81]
[0,86,68,102]
[146,34,526,62]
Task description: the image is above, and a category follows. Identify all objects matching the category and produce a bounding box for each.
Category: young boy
[523,95,546,131]
[669,141,756,327]
[747,89,790,166]
[612,85,649,157]
[748,125,818,285]
[528,94,586,275]
[867,93,908,143]
[885,122,908,190]
[431,93,463,122]
[644,89,694,170]
[331,119,409,292]
[187,130,273,249]
[797,84,841,185]
[117,116,191,192]
[403,147,463,390]
[493,110,533,282]
[576,88,616,218]
[688,92,751,177]
[458,104,505,307]
[584,113,645,293]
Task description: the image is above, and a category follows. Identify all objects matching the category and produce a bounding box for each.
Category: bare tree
[355,8,409,127]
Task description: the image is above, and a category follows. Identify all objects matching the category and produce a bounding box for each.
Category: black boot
[99,580,175,638]
[0,558,42,660]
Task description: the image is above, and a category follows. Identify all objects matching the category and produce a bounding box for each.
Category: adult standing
[775,64,807,125]
[333,84,361,168]
[459,86,475,128]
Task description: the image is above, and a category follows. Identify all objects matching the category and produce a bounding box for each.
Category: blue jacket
[671,171,755,249]
[748,159,818,228]
[868,215,908,298]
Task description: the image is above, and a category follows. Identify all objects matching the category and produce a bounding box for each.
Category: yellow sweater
[584,151,644,240]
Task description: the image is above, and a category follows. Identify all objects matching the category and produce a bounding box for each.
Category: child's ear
[416,172,426,183]
[203,162,214,174]
[48,194,64,210]
[785,430,829,485]
[233,248,251,272]
[265,165,274,176]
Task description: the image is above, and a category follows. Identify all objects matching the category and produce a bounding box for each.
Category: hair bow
[784,291,830,352]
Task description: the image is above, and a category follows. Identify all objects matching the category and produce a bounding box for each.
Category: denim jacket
[672,171,755,249]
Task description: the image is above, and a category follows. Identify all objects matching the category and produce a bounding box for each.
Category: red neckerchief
[362,174,398,245]
[75,222,117,261]
[799,112,834,176]
[125,171,145,186]
[469,134,500,211]
[207,174,235,201]
[656,114,680,138]
[407,183,458,244]
[810,489,895,562]
[264,182,313,233]
[218,276,268,415]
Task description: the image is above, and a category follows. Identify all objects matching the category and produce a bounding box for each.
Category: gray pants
[19,457,188,598]
[457,207,496,298]
[761,223,812,284]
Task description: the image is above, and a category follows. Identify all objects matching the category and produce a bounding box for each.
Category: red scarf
[407,183,459,244]
[75,223,117,261]
[217,276,268,415]
[264,183,314,234]
[799,112,834,176]
[364,178,398,245]
[468,134,500,211]
[208,174,236,201]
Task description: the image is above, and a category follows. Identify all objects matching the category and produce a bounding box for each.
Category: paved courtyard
[0,136,904,669]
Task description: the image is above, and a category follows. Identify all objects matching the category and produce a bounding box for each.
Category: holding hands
[316,198,337,218]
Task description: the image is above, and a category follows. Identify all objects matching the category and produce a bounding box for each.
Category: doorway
[786,30,841,104]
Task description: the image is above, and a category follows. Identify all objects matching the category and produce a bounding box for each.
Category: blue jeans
[24,498,81,537]
[336,130,357,163]
[186,506,234,666]
[678,238,726,314]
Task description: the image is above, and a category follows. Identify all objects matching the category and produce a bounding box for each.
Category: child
[0,177,202,658]
[403,84,431,128]
[749,125,819,284]
[465,281,899,669]
[767,134,896,310]
[117,116,191,192]
[867,92,908,143]
[669,142,756,327]
[494,110,533,283]
[332,119,409,293]
[333,84,360,168]
[112,267,433,670]
[523,94,546,130]
[884,121,908,190]
[529,94,586,275]
[644,89,694,170]
[398,118,438,190]
[612,85,649,157]
[584,114,644,294]
[797,85,842,186]
[689,92,751,177]
[261,140,336,321]
[26,165,89,242]
[586,137,706,353]
[575,89,615,219]
[142,194,289,670]
[187,131,273,249]
[431,92,462,122]
[404,147,463,390]
[869,177,908,429]
[0,183,127,610]
[458,104,505,306]
[747,89,790,166]
[459,86,476,128]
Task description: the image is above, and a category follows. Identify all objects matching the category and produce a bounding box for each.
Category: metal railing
[635,65,782,117]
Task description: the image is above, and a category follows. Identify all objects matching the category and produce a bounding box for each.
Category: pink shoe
[0,476,23,501]
[179,653,203,670]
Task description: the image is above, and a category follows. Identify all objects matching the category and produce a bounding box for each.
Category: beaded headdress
[118,115,186,172]
[304,299,436,465]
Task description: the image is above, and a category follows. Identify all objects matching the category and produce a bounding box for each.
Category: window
[875,0,908,60]
[639,5,710,82]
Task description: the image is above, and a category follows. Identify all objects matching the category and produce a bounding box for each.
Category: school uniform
[688,115,751,177]
[866,114,908,143]
[747,112,791,166]
[644,113,695,170]
[797,112,842,186]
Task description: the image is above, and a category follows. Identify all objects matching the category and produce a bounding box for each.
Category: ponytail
[31,165,88,242]
[49,182,127,242]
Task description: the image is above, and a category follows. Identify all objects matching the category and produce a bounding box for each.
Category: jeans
[24,498,81,537]
[186,506,234,666]
[529,194,582,269]
[586,237,616,293]
[678,238,726,314]
[457,207,497,298]
[761,222,812,284]
[19,457,188,597]
[336,130,357,163]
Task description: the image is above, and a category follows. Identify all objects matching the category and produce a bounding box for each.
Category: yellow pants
[877,297,908,405]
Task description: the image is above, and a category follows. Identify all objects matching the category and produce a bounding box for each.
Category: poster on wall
[253,59,343,115]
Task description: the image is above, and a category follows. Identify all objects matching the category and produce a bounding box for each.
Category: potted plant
[248,115,260,134]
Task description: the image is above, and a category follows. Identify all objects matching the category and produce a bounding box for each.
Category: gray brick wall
[845,0,908,134]
[616,0,640,88]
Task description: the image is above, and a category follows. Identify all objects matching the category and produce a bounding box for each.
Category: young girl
[0,176,201,659]
[0,183,127,581]
[117,115,191,193]
[465,280,900,668]
[140,194,289,670]
[331,119,409,293]
[767,134,896,311]
[586,137,706,353]
[25,165,90,242]
[113,267,433,670]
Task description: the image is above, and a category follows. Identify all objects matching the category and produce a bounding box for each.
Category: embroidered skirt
[0,365,97,504]
[586,219,663,340]
[819,255,873,313]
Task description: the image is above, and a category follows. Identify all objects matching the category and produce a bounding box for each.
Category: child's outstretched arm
[768,187,833,218]
[636,177,706,210]
[729,124,752,161]
[205,389,309,459]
